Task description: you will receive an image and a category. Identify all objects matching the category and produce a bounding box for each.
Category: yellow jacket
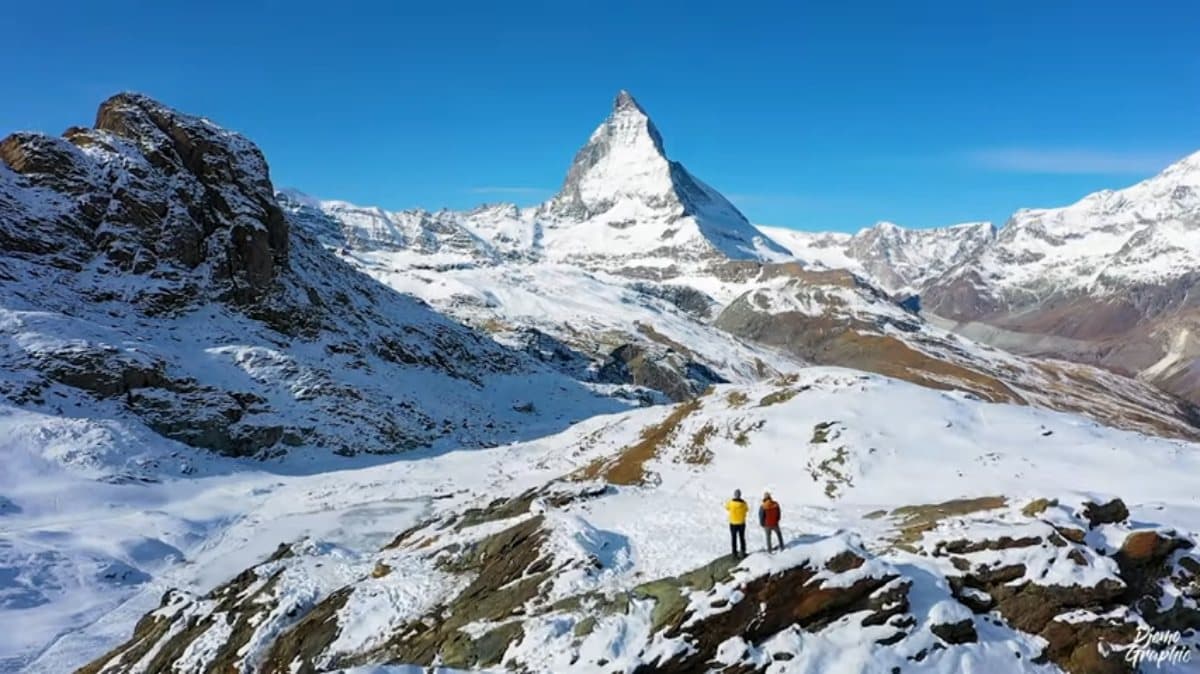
[726,498,748,525]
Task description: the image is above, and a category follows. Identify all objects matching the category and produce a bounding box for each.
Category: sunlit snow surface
[8,368,1200,672]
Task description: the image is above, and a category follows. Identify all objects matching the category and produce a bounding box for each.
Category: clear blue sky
[4,1,1198,231]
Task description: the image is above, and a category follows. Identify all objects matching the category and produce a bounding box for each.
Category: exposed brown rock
[637,553,896,673]
[1115,530,1193,604]
[1035,617,1137,674]
[261,586,353,674]
[1022,497,1058,518]
[359,515,552,668]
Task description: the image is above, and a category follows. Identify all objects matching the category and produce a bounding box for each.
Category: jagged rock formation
[0,94,626,459]
[1,93,288,310]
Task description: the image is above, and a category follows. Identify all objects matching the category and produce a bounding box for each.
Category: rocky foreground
[75,372,1200,673]
[79,488,1200,674]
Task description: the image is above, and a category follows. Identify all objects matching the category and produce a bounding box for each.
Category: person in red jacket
[759,492,783,553]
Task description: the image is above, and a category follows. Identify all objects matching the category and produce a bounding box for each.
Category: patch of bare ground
[572,395,706,485]
[634,321,694,358]
[1034,361,1200,440]
[759,387,803,406]
[678,421,716,465]
[885,496,1009,552]
[827,332,1022,404]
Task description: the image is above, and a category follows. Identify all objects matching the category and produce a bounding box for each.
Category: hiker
[726,489,748,557]
[760,491,783,553]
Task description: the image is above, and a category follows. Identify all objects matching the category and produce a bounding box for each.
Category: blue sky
[4,1,1198,232]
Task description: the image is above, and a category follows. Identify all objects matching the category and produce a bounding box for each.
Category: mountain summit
[540,90,789,267]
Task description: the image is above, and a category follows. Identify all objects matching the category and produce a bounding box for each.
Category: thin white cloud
[966,148,1180,175]
[466,186,549,195]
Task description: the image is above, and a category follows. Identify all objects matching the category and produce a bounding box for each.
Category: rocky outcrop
[596,342,726,402]
[636,552,897,673]
[2,93,287,310]
[627,281,716,319]
[1082,498,1130,528]
[926,497,1200,674]
[78,479,1200,674]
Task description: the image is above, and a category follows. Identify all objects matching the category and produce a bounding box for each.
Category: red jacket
[759,499,781,528]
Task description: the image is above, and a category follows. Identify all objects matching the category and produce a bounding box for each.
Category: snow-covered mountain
[282,91,792,281]
[761,221,996,296]
[0,93,643,462]
[754,152,1200,406]
[7,92,1200,674]
[927,150,1200,310]
[275,93,1200,440]
[536,91,791,270]
[917,151,1200,403]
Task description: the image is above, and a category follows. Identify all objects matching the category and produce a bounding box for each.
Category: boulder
[1082,499,1130,528]
[931,618,977,644]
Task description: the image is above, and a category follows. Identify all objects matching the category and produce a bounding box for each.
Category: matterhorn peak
[539,91,789,263]
[613,89,645,114]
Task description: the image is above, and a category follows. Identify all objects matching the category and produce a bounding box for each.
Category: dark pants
[729,524,746,556]
[764,526,783,552]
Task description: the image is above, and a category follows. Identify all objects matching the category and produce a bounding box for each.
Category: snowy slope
[713,264,1200,440]
[65,369,1200,674]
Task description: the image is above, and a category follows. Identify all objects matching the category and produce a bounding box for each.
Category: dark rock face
[596,343,726,402]
[1082,498,1130,528]
[2,93,288,310]
[628,281,716,319]
[636,553,897,673]
[930,618,977,644]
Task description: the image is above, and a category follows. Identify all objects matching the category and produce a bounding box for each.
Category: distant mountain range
[280,90,1200,427]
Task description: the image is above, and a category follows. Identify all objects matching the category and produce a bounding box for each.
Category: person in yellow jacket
[726,489,748,557]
